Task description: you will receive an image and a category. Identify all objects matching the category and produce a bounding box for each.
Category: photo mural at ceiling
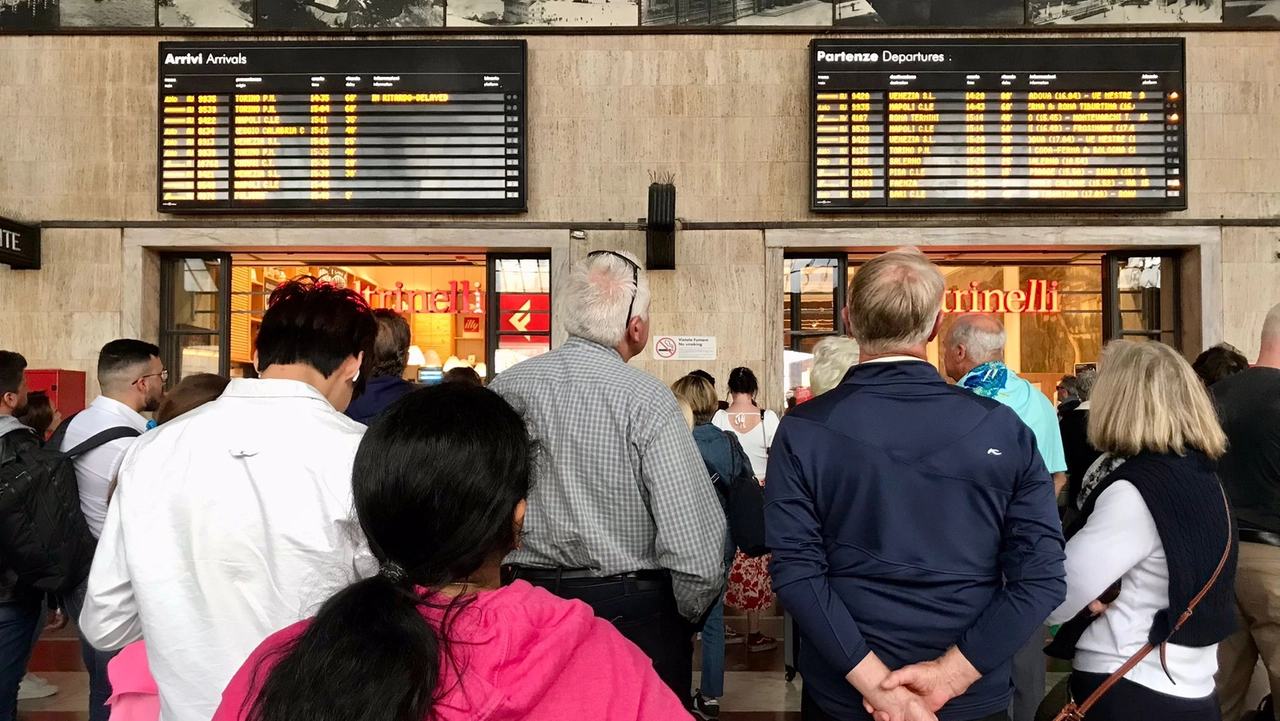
[0,0,1269,34]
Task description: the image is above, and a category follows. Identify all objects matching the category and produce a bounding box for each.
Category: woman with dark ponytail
[213,384,687,721]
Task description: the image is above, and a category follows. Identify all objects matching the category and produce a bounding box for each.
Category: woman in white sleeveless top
[712,367,780,653]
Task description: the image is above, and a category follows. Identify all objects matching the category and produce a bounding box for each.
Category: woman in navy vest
[1046,340,1238,721]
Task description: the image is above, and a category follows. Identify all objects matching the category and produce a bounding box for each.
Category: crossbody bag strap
[1057,482,1234,721]
[760,409,768,457]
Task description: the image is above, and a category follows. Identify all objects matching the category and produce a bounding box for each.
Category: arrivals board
[810,39,1187,212]
[157,40,526,213]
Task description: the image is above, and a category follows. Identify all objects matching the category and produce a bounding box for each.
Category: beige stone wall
[1221,227,1280,359]
[574,229,772,404]
[1,33,1280,223]
[1,32,1279,407]
[0,229,126,399]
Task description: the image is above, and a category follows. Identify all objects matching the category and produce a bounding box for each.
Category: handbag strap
[1066,482,1234,720]
[760,409,769,457]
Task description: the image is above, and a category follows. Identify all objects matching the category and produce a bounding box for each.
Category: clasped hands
[848,647,982,721]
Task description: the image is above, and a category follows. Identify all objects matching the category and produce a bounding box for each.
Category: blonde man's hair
[810,336,860,397]
[847,248,945,355]
[1088,340,1228,459]
[672,374,719,425]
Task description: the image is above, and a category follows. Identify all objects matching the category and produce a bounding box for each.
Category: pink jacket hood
[214,580,689,721]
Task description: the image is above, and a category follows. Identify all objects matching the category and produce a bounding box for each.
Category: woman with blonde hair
[672,373,751,720]
[1045,341,1238,721]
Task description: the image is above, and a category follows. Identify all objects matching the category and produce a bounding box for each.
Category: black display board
[157,40,527,213]
[810,39,1187,212]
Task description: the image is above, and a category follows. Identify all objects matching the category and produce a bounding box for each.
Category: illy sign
[0,218,39,270]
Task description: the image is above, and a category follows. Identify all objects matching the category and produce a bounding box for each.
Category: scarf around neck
[1076,452,1127,510]
[960,361,1009,399]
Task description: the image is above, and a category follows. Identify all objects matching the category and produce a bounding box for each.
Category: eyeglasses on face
[137,370,169,385]
[587,250,639,325]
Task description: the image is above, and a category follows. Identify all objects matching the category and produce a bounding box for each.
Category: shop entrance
[158,252,552,384]
[782,248,1185,402]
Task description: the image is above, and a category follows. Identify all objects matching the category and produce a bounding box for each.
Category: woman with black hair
[712,367,779,654]
[213,384,685,721]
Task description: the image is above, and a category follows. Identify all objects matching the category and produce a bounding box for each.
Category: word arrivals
[358,281,482,315]
[942,279,1061,314]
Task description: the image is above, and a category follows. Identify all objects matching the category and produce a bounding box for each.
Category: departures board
[157,40,526,213]
[810,39,1187,212]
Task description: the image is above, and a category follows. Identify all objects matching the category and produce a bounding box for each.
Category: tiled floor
[698,641,802,720]
[19,634,802,721]
[18,671,89,721]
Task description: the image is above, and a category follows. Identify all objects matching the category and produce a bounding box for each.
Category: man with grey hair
[942,314,1067,721]
[490,249,725,709]
[767,249,1065,721]
[1214,302,1280,721]
[943,314,1068,498]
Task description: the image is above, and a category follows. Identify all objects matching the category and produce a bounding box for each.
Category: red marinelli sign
[358,280,481,314]
[942,279,1061,314]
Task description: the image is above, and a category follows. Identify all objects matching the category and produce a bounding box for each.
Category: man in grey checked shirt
[491,250,726,708]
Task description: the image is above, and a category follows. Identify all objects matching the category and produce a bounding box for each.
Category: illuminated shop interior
[161,253,552,383]
[783,250,1180,403]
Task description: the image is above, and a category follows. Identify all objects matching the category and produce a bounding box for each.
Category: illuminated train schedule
[811,39,1187,211]
[157,40,526,213]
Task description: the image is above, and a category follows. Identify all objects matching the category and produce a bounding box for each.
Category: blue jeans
[700,536,736,700]
[0,597,42,721]
[64,580,117,721]
[701,591,728,698]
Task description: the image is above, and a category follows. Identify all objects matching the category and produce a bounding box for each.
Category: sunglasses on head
[587,250,639,325]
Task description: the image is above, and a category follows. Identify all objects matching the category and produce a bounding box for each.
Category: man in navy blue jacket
[767,249,1066,721]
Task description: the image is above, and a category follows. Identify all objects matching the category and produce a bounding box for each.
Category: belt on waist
[1240,529,1280,548]
[505,566,669,589]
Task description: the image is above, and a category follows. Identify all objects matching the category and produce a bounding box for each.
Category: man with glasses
[491,250,726,709]
[57,339,164,721]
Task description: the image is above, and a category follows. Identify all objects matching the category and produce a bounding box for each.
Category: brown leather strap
[1064,482,1234,720]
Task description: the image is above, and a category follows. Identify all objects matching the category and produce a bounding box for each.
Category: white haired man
[768,249,1065,721]
[942,314,1068,721]
[489,250,726,709]
[1214,302,1280,721]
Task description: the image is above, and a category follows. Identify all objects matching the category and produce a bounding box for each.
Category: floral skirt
[725,549,774,612]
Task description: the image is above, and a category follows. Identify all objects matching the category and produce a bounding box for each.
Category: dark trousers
[511,569,693,708]
[0,597,42,721]
[802,689,1010,721]
[1010,626,1047,721]
[1070,671,1221,721]
[63,580,117,721]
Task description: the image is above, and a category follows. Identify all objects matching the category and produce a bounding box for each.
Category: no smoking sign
[651,336,716,361]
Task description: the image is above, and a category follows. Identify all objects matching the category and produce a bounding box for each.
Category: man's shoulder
[787,376,1009,428]
[1217,368,1280,401]
[135,398,364,457]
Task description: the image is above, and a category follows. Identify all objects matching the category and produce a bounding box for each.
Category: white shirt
[59,396,150,538]
[80,378,376,721]
[713,408,779,479]
[1047,480,1219,698]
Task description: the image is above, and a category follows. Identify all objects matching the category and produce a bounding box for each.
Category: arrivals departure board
[157,40,526,213]
[810,39,1187,212]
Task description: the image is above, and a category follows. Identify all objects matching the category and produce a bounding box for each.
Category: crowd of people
[0,248,1274,721]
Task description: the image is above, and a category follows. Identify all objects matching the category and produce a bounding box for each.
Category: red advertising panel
[499,293,551,334]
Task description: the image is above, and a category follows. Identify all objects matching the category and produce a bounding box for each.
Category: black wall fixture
[646,172,676,270]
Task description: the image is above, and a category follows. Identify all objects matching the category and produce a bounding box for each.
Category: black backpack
[708,431,768,559]
[0,419,140,594]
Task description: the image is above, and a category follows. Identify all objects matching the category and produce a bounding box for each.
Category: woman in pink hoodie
[213,383,688,721]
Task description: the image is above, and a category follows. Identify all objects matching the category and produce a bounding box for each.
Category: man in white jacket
[80,277,379,721]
